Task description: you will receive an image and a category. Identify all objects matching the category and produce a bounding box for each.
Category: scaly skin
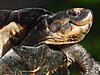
[61,44,100,75]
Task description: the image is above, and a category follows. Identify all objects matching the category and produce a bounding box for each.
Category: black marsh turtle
[0,8,99,75]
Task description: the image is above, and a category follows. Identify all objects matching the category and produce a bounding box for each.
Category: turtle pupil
[68,10,80,17]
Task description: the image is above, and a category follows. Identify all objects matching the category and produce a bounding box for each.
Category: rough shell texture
[0,45,69,75]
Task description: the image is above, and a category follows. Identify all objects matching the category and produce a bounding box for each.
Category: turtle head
[42,8,93,45]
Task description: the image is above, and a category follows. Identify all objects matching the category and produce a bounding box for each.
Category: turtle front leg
[61,44,100,75]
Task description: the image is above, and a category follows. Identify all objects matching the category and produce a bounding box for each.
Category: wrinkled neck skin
[60,44,100,75]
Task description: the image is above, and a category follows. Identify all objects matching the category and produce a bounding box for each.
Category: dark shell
[0,8,52,25]
[0,45,69,75]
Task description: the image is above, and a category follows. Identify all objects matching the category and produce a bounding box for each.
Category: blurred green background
[0,0,99,74]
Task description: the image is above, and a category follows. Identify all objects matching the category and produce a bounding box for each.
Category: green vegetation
[80,0,100,3]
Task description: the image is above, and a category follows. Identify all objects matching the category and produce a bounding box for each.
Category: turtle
[0,7,99,75]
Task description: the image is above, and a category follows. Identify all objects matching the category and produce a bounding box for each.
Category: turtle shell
[0,45,69,75]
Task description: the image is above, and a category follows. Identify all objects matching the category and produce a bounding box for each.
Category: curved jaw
[42,8,93,45]
[43,23,91,45]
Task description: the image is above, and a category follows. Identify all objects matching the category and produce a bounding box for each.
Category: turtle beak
[64,8,93,34]
[66,8,93,26]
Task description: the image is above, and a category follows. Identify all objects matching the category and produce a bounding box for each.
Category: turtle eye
[67,10,81,17]
[49,22,61,32]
